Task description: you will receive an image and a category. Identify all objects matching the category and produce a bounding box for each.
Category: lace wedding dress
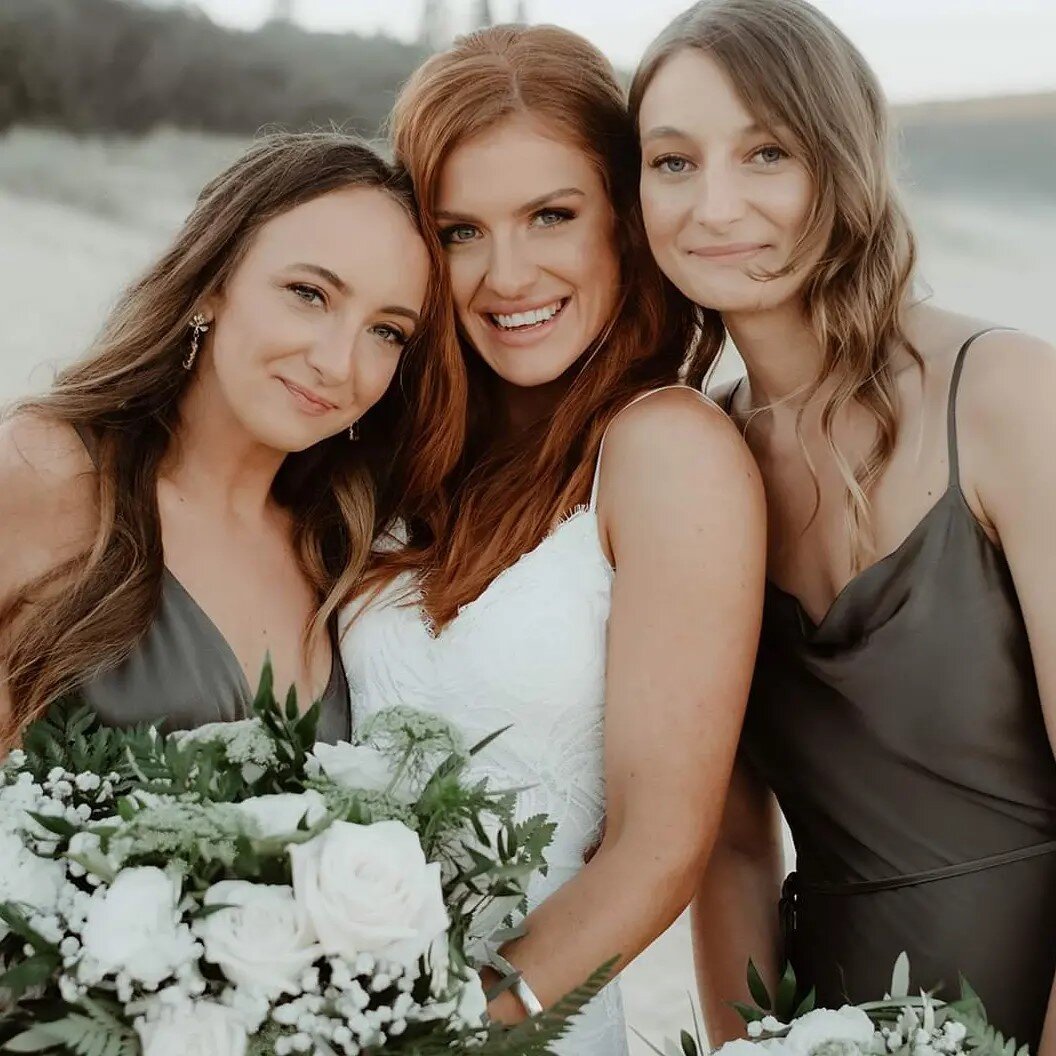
[339,445,634,1055]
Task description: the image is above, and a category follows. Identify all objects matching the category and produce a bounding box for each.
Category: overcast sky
[188,0,1056,103]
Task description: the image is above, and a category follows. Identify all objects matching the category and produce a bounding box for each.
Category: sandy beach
[1,127,1053,1052]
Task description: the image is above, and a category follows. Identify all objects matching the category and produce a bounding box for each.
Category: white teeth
[491,300,564,330]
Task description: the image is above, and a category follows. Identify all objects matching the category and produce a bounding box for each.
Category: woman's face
[638,49,818,315]
[435,114,621,389]
[202,186,429,453]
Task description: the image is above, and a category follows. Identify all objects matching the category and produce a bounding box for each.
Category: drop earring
[348,421,360,441]
[183,312,210,371]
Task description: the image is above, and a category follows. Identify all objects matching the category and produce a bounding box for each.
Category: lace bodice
[340,486,633,1055]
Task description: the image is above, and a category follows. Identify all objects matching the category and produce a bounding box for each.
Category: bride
[340,24,765,1055]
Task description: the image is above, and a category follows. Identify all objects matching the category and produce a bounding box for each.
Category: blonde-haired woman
[631,0,1056,1050]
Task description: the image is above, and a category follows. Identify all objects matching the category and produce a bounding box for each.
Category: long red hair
[363,24,719,628]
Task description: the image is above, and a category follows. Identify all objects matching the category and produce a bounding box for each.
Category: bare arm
[961,331,1056,1054]
[0,414,96,742]
[487,389,766,1019]
[693,750,784,1043]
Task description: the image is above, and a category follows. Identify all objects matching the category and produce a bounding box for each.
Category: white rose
[308,742,411,800]
[455,970,489,1027]
[289,820,448,970]
[234,790,328,840]
[0,830,66,936]
[785,1007,876,1056]
[79,867,198,988]
[194,881,321,997]
[715,1040,794,1056]
[136,999,247,1056]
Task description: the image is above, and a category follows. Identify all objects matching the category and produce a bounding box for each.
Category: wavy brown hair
[0,131,455,741]
[630,0,920,567]
[360,24,717,628]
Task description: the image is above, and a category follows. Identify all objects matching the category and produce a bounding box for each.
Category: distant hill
[894,92,1056,204]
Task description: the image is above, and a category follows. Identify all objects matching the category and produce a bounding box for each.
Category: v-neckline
[162,567,337,708]
[766,484,963,634]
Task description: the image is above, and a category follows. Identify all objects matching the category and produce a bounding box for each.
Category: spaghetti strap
[946,327,1014,488]
[588,384,712,510]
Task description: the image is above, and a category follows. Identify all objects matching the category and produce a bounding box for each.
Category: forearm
[486,839,698,1023]
[692,844,783,1045]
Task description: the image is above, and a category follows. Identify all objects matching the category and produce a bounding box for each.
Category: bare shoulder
[953,328,1056,438]
[601,386,762,501]
[0,413,97,601]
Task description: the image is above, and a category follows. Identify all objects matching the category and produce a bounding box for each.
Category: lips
[688,242,767,261]
[280,378,337,415]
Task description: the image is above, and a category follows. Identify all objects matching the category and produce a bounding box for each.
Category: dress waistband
[779,839,1056,939]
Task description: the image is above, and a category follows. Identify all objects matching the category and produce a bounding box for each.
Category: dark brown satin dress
[71,424,351,743]
[729,330,1056,1050]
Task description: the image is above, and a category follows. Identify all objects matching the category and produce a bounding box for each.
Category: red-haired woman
[340,24,766,1053]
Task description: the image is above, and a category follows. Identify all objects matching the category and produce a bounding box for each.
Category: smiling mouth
[486,297,569,332]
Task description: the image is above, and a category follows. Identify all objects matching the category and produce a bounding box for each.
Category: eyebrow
[287,263,420,324]
[434,186,585,223]
[642,121,775,143]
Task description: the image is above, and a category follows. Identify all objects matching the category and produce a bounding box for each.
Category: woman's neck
[724,300,825,410]
[162,371,286,521]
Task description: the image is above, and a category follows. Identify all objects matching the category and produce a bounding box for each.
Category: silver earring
[348,420,360,441]
[183,312,210,371]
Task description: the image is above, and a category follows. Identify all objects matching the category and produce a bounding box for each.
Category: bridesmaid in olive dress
[632,1,1056,1050]
[0,132,445,746]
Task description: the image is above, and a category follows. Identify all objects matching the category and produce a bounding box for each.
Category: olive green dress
[730,330,1056,1049]
[72,425,351,743]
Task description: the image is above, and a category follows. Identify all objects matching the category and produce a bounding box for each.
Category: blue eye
[753,144,789,166]
[289,283,325,307]
[651,155,692,175]
[532,208,573,228]
[440,224,479,246]
[372,324,408,347]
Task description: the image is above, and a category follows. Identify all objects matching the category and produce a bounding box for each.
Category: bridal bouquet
[653,957,1029,1056]
[0,666,603,1055]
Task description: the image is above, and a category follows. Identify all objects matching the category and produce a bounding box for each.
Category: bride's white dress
[339,436,633,1055]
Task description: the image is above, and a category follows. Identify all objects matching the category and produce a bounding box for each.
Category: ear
[196,288,223,324]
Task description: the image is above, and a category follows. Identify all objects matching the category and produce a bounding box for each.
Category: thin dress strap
[946,327,1014,488]
[588,384,712,510]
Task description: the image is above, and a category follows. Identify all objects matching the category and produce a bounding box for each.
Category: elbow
[601,831,710,919]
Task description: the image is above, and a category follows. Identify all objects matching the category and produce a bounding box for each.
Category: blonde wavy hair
[630,0,920,567]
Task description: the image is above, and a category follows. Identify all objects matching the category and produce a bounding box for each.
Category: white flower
[715,1040,794,1056]
[289,820,448,970]
[308,742,411,800]
[194,881,321,998]
[784,1006,877,1056]
[454,970,489,1027]
[234,790,328,840]
[0,830,67,937]
[136,999,248,1056]
[79,867,198,988]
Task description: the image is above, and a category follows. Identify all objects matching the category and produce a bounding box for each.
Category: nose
[484,232,539,300]
[691,162,747,230]
[303,319,358,388]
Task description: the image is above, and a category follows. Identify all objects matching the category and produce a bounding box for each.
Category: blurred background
[1,0,1054,1049]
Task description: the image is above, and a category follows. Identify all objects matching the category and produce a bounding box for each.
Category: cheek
[640,183,684,248]
[767,175,815,237]
[446,253,481,322]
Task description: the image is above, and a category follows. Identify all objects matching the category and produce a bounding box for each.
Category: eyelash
[289,282,326,306]
[372,325,408,347]
[438,207,576,246]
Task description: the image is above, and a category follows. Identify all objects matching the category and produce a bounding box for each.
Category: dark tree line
[0,0,428,136]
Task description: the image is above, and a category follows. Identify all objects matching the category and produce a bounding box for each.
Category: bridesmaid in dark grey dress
[0,131,446,745]
[632,1,1056,1050]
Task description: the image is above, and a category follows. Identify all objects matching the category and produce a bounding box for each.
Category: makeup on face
[638,48,818,316]
[202,187,429,453]
[435,115,620,390]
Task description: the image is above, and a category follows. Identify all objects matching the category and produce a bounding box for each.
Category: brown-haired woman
[339,24,766,1052]
[631,0,1056,1048]
[0,131,451,748]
